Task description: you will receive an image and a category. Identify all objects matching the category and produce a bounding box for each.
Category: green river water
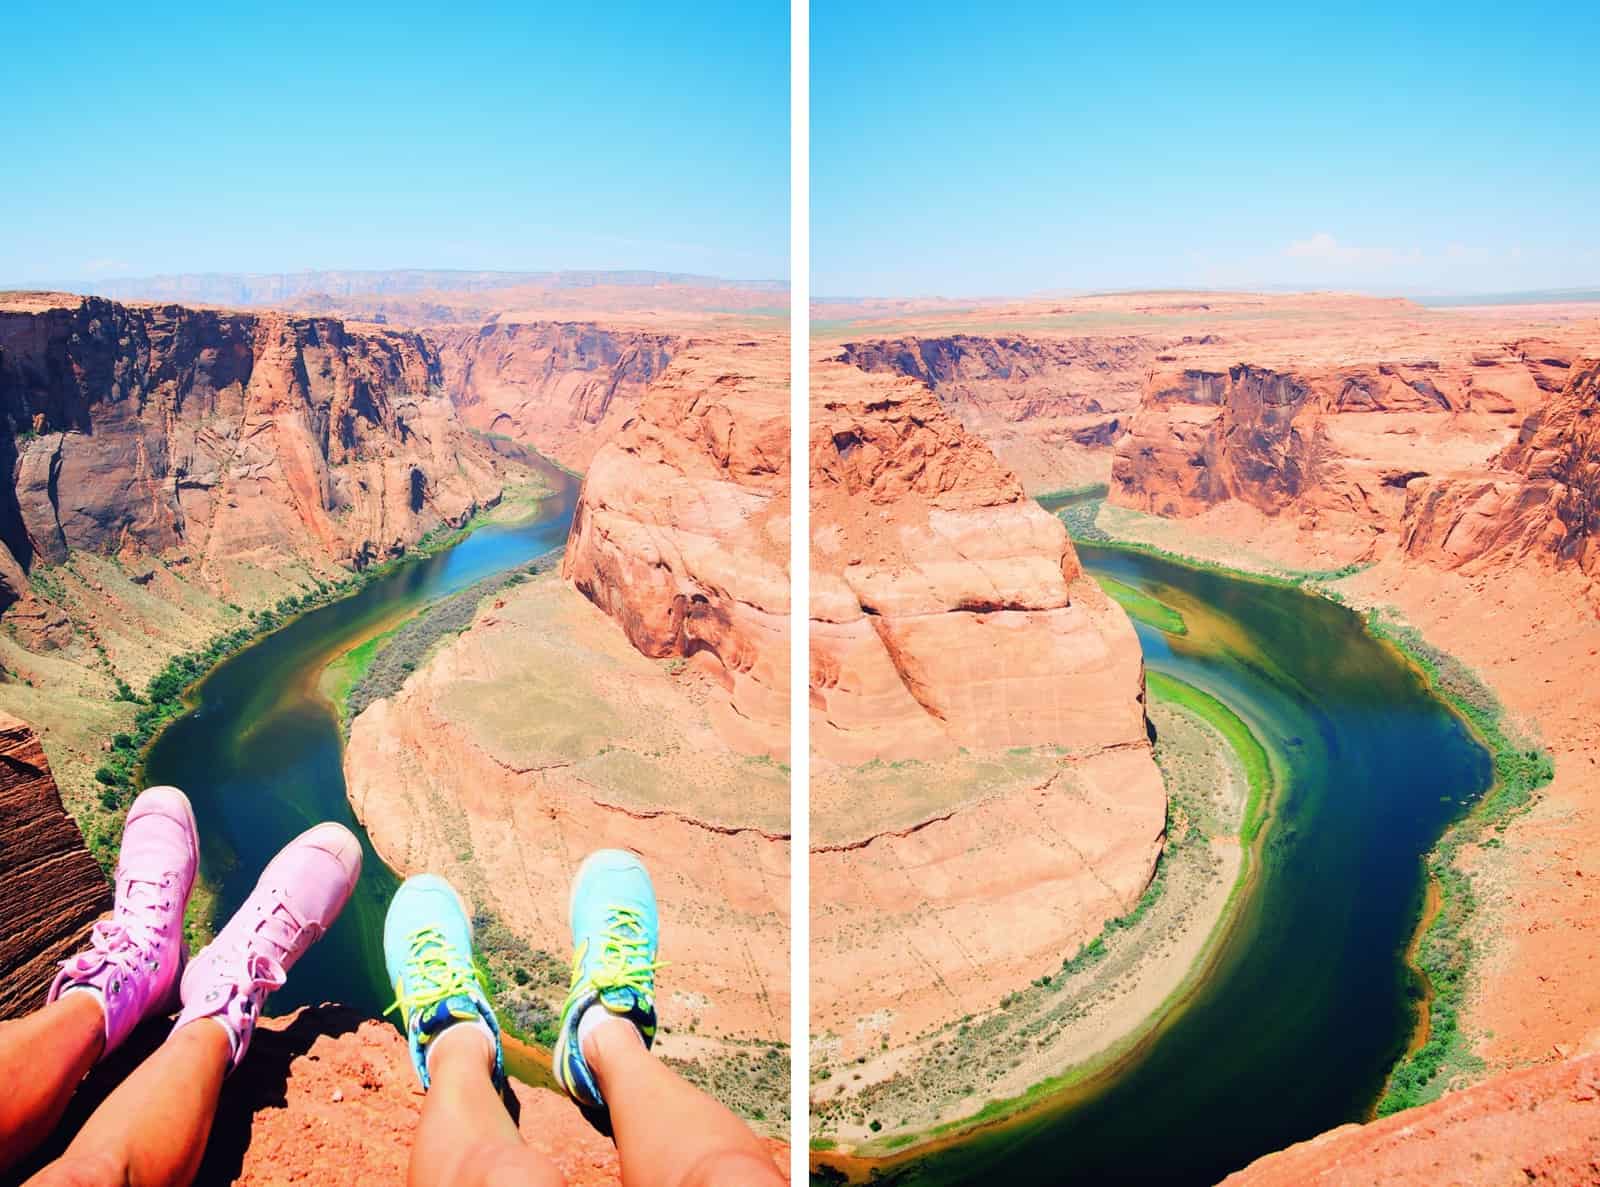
[141,455,580,1022]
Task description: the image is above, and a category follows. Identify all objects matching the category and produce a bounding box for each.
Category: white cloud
[1283,232,1404,266]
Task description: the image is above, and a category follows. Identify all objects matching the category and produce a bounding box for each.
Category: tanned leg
[405,1025,565,1187]
[588,1017,783,1187]
[21,1018,229,1187]
[0,993,107,1174]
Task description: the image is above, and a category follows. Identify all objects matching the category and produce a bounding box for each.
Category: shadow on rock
[2,1004,365,1187]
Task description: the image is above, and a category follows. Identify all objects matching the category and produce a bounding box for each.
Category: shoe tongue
[420,994,481,1038]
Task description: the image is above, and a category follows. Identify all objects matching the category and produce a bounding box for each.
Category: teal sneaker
[382,873,504,1090]
[552,849,664,1114]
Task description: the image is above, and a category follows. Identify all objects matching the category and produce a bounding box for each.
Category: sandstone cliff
[562,335,790,758]
[839,334,1156,492]
[1402,357,1600,580]
[808,355,1165,1108]
[435,323,681,471]
[810,357,1152,763]
[0,292,515,611]
[0,711,110,1019]
[1221,1051,1600,1186]
[1108,348,1568,562]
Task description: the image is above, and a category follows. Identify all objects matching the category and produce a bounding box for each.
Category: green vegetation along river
[141,453,579,1022]
[818,536,1493,1185]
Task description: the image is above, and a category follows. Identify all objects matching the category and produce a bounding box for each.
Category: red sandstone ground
[1222,1051,1600,1186]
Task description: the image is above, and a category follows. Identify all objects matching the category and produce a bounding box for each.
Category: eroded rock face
[839,334,1156,492]
[811,359,1152,762]
[808,356,1165,1072]
[1403,357,1600,578]
[561,336,790,758]
[1221,1052,1600,1186]
[0,712,111,1019]
[1109,350,1563,552]
[0,293,509,608]
[435,323,680,471]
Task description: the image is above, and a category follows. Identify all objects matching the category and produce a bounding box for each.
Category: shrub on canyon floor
[1368,608,1556,1116]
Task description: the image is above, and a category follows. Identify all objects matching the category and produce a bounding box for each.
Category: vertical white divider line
[788,0,811,1178]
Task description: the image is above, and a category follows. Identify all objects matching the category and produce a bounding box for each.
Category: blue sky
[813,1,1600,297]
[3,1,788,285]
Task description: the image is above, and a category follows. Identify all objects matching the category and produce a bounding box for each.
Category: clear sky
[813,0,1599,298]
[3,1,788,285]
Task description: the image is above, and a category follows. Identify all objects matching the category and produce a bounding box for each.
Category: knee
[29,1148,126,1187]
[680,1149,785,1187]
[458,1142,566,1187]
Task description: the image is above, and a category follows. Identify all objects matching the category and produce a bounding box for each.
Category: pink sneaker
[49,786,199,1056]
[171,822,362,1070]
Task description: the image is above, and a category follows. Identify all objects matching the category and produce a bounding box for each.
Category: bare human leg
[404,1024,566,1187]
[587,1016,783,1187]
[20,1018,229,1187]
[0,993,107,1174]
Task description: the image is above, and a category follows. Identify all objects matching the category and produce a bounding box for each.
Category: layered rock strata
[809,355,1165,1067]
[810,359,1153,763]
[0,712,110,1018]
[562,335,790,757]
[1403,357,1600,580]
[1109,346,1572,561]
[0,292,513,610]
[435,323,681,471]
[839,334,1156,492]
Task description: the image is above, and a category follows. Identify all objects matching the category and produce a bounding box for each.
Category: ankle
[425,1017,496,1081]
[56,985,110,1056]
[578,1006,645,1069]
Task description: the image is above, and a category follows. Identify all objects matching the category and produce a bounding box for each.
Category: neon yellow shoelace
[384,926,479,1022]
[566,905,664,1008]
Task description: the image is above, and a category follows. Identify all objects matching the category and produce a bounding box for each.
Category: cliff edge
[0,712,111,1019]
